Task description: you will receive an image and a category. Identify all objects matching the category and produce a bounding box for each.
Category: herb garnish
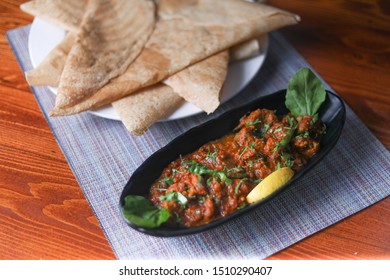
[235,178,248,194]
[246,118,261,126]
[239,146,248,159]
[185,160,233,185]
[159,177,173,187]
[285,67,326,117]
[160,191,188,207]
[206,151,218,164]
[122,195,170,228]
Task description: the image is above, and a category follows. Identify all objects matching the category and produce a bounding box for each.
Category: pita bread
[50,0,299,116]
[230,36,266,62]
[53,0,156,115]
[164,51,229,114]
[112,85,184,135]
[25,32,76,86]
[20,0,87,32]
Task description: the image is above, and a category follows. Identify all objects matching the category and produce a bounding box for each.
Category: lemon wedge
[246,167,294,204]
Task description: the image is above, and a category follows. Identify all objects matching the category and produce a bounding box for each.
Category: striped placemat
[7,25,390,259]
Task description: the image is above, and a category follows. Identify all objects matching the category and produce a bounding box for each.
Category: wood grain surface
[0,0,389,260]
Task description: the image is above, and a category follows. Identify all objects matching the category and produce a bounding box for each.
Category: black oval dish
[119,89,346,237]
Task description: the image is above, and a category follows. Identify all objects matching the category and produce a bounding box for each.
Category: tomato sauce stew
[149,109,326,227]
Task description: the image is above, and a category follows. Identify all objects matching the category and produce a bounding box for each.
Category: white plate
[28,18,268,121]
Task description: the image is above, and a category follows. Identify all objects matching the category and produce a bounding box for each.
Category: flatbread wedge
[112,85,184,135]
[25,32,76,87]
[164,51,229,114]
[230,36,266,62]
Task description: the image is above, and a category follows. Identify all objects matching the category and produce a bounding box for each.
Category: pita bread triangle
[26,32,76,87]
[112,85,184,135]
[164,50,229,114]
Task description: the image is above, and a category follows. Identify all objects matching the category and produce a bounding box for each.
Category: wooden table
[1,0,389,260]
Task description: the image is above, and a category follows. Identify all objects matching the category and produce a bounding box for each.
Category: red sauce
[149,109,326,227]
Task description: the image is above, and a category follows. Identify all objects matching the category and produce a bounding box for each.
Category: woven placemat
[7,25,390,259]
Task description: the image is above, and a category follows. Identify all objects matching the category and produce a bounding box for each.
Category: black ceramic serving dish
[119,89,346,237]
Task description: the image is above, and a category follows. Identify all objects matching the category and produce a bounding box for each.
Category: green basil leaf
[285,67,326,116]
[121,195,170,228]
[160,191,188,206]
